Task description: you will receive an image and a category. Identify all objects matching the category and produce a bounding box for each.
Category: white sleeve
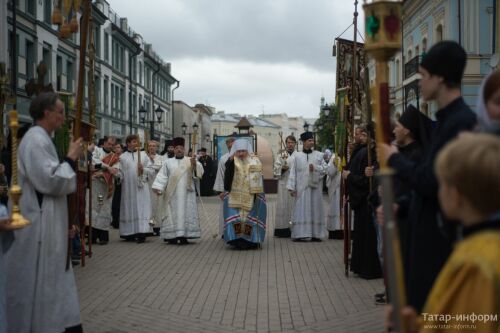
[152,162,169,191]
[286,158,297,191]
[195,161,204,179]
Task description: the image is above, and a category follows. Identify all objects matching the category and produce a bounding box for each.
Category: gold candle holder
[8,110,30,229]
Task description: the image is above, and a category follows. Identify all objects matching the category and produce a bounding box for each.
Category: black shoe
[164,239,177,245]
[375,295,387,305]
[311,237,322,242]
[292,238,307,242]
[374,291,386,299]
[178,237,188,245]
[72,259,80,266]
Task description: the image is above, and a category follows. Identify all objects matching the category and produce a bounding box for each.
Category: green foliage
[314,104,337,152]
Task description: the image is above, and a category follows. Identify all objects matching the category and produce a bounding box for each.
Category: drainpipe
[128,46,140,133]
[150,59,160,139]
[171,80,179,138]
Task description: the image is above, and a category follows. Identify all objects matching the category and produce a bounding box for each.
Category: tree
[315,103,337,152]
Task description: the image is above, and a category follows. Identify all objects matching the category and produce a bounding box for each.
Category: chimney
[120,18,128,32]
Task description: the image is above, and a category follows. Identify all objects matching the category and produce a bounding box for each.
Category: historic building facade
[4,0,178,143]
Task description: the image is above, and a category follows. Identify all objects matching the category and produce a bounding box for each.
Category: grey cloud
[110,0,364,71]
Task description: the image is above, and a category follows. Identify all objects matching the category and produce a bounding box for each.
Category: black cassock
[347,144,382,280]
[198,155,215,196]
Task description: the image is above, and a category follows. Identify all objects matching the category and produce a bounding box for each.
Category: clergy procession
[1,0,500,332]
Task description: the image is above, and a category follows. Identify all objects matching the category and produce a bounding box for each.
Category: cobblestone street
[75,194,384,333]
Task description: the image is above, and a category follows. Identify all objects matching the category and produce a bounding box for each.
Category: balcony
[404,56,420,80]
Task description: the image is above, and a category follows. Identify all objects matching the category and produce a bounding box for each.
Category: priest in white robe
[213,136,235,237]
[119,134,154,243]
[145,140,164,236]
[287,131,327,241]
[1,206,14,333]
[273,135,296,238]
[4,92,83,333]
[90,135,119,244]
[152,137,203,245]
[325,150,343,239]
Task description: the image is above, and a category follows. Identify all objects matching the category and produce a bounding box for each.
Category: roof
[211,113,280,129]
[235,117,253,128]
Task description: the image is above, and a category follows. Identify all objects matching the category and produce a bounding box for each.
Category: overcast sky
[110,0,365,118]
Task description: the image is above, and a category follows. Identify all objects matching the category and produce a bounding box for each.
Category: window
[26,0,35,16]
[415,46,420,58]
[56,56,62,90]
[104,76,109,114]
[67,61,74,92]
[43,0,52,25]
[93,26,101,58]
[436,25,443,42]
[95,76,101,111]
[25,40,35,80]
[395,59,400,85]
[104,32,109,62]
[139,62,143,85]
[42,47,51,85]
[422,38,428,54]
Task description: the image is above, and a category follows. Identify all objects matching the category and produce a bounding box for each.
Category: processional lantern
[363,1,407,333]
[363,0,402,151]
[52,0,83,39]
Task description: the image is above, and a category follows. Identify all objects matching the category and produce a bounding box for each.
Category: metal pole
[352,0,358,122]
[150,120,154,140]
[11,0,17,109]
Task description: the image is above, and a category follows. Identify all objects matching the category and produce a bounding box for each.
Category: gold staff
[8,110,30,228]
[362,1,406,332]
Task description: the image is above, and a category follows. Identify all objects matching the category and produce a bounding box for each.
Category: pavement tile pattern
[75,195,384,333]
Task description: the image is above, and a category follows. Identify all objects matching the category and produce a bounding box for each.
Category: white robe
[152,157,204,239]
[273,152,296,230]
[4,126,81,333]
[287,150,327,239]
[90,151,119,231]
[119,150,154,236]
[326,156,341,231]
[0,205,12,333]
[146,154,164,226]
[213,153,230,236]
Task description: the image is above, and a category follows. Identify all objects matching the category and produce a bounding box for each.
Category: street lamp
[138,105,147,123]
[303,121,310,132]
[139,104,164,140]
[155,105,164,122]
[181,122,199,151]
[322,104,332,117]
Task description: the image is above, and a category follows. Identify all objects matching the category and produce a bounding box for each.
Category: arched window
[436,24,443,42]
[422,38,428,53]
[395,59,400,84]
[408,50,413,62]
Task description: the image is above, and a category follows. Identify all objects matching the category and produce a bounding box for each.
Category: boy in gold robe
[394,133,500,333]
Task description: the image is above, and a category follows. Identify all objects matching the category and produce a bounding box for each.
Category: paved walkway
[74,195,384,333]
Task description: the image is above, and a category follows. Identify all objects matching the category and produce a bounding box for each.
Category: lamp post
[303,121,310,132]
[139,104,164,140]
[181,122,199,152]
[205,133,212,155]
[321,104,336,151]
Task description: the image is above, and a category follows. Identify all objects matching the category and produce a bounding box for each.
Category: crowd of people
[0,40,499,332]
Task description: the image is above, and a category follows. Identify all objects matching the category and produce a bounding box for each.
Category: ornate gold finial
[363,0,402,61]
[8,110,30,229]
